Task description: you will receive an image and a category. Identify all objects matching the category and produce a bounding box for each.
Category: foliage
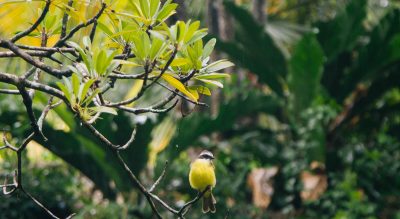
[0,0,232,218]
[2,0,400,218]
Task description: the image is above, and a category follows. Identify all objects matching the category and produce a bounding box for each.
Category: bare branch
[0,48,131,59]
[178,186,211,216]
[149,193,179,214]
[18,45,76,53]
[0,40,72,78]
[81,119,136,150]
[149,160,169,193]
[53,3,107,48]
[0,50,49,58]
[17,133,35,152]
[0,72,65,100]
[23,67,38,79]
[61,0,74,38]
[16,85,47,141]
[114,151,163,219]
[145,48,178,89]
[105,49,177,107]
[180,70,197,83]
[37,97,61,131]
[2,134,18,152]
[23,189,62,219]
[0,89,19,95]
[89,19,98,42]
[117,99,179,114]
[108,72,146,79]
[116,128,137,150]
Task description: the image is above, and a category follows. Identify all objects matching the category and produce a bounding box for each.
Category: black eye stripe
[200,154,214,159]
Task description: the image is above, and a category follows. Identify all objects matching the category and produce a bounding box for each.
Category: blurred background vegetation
[1,0,400,218]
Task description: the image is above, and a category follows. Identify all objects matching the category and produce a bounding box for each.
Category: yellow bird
[189,150,217,213]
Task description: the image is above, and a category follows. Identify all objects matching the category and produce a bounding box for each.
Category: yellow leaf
[161,74,198,102]
[187,87,199,100]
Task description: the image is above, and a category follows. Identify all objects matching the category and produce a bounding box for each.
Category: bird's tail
[202,192,216,213]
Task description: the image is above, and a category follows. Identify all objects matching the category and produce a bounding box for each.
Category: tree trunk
[252,0,267,24]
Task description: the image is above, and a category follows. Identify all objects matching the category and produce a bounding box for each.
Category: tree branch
[0,40,72,78]
[10,0,51,43]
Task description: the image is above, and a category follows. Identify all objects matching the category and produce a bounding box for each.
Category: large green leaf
[214,2,287,96]
[288,34,324,115]
[316,0,367,61]
[338,10,400,101]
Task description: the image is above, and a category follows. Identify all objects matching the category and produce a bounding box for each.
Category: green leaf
[157,1,177,22]
[149,38,164,61]
[196,79,224,88]
[67,41,91,74]
[97,22,113,38]
[83,36,92,49]
[129,0,144,17]
[82,89,100,106]
[169,23,178,41]
[288,34,324,114]
[203,60,234,73]
[184,21,200,43]
[316,0,367,60]
[139,0,150,18]
[170,58,190,67]
[195,73,230,80]
[56,82,71,102]
[132,35,145,59]
[142,32,151,58]
[71,74,80,97]
[186,31,207,45]
[79,79,96,102]
[96,50,107,75]
[149,30,167,41]
[217,1,287,96]
[91,106,118,115]
[177,21,186,42]
[62,76,73,95]
[202,38,216,59]
[116,60,142,67]
[150,0,160,18]
[187,46,199,67]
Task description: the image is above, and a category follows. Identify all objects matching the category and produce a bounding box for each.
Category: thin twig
[23,189,62,219]
[117,99,179,114]
[16,85,47,141]
[61,0,74,38]
[149,160,169,193]
[81,120,136,150]
[178,186,211,216]
[0,72,65,100]
[0,40,72,78]
[11,0,51,43]
[53,3,107,48]
[156,81,209,107]
[0,89,19,95]
[114,151,163,219]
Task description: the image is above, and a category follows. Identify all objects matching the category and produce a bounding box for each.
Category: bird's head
[198,150,214,160]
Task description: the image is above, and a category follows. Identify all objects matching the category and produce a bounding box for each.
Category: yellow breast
[189,159,216,191]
